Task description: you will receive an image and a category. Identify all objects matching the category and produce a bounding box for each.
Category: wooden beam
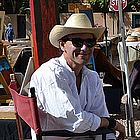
[29,0,60,70]
[0,72,11,95]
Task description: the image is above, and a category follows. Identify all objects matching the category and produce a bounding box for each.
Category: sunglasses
[62,37,96,48]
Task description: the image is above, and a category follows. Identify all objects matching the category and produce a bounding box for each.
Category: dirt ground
[111,103,140,139]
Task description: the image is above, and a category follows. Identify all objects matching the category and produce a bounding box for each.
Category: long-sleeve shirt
[5,26,14,37]
[30,54,114,140]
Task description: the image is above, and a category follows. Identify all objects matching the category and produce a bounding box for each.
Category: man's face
[60,33,96,68]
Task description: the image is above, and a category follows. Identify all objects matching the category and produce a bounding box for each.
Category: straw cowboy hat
[49,13,105,48]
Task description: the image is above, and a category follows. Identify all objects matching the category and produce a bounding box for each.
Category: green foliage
[58,0,140,12]
[17,0,140,13]
[19,0,30,15]
[128,0,140,11]
[86,0,140,11]
[87,0,108,8]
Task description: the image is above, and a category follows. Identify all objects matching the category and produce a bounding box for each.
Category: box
[103,87,121,114]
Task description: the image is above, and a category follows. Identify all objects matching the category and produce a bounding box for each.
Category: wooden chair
[9,86,115,140]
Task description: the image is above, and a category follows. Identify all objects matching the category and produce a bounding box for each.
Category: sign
[109,0,127,11]
[68,3,94,26]
[68,3,91,12]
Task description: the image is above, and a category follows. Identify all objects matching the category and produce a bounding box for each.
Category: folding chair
[9,86,115,140]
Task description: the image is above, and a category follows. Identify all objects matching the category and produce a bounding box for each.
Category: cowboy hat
[49,13,105,48]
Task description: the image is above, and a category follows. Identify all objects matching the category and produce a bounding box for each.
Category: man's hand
[113,121,126,140]
[100,118,126,140]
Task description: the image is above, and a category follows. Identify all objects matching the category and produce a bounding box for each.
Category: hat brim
[49,25,105,48]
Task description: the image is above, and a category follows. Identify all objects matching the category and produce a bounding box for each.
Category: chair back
[9,87,42,134]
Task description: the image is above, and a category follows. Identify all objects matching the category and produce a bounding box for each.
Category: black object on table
[0,119,31,140]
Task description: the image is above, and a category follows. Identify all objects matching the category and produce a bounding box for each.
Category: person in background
[5,23,14,43]
[30,13,126,140]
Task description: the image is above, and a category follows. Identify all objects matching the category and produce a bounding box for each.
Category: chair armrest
[41,128,115,137]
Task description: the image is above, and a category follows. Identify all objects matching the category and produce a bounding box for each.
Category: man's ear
[59,40,65,52]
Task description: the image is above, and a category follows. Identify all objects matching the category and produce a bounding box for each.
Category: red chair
[9,86,115,140]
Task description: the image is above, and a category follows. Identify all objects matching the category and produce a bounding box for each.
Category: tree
[128,0,140,12]
[11,0,16,13]
[58,0,140,12]
[1,0,30,14]
[2,0,139,14]
[1,0,16,13]
[19,0,30,15]
[79,0,140,12]
[86,0,109,9]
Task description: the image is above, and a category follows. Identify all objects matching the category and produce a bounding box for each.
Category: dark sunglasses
[62,37,96,48]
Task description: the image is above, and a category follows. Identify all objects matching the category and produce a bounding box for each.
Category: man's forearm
[99,117,109,128]
[99,117,126,140]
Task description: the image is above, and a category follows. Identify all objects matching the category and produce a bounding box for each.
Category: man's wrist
[105,117,116,129]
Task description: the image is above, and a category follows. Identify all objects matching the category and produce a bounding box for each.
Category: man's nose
[81,43,89,51]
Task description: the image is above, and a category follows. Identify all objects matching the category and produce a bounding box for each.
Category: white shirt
[30,54,115,140]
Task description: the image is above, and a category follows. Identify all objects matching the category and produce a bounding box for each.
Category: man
[5,23,14,43]
[30,13,125,140]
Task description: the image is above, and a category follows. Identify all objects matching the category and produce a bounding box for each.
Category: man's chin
[77,60,89,65]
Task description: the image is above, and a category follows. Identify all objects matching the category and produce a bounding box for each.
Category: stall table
[117,41,140,75]
[0,106,31,139]
[0,106,15,119]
